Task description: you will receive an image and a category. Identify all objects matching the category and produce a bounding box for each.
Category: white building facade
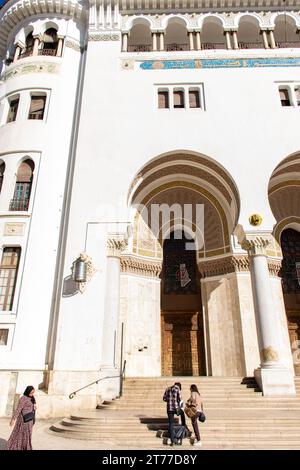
[0,0,300,418]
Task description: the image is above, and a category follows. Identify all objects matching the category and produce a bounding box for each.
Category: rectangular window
[173,90,185,108]
[189,89,201,108]
[158,91,169,109]
[0,247,21,311]
[279,88,291,107]
[7,98,19,123]
[0,328,9,345]
[28,95,46,120]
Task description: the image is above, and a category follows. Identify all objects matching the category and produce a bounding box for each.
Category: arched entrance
[161,230,205,376]
[269,152,300,375]
[125,151,245,378]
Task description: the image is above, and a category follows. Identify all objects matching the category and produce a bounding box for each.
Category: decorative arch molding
[199,13,226,29]
[161,14,190,29]
[274,217,300,245]
[270,11,300,28]
[235,12,264,28]
[126,15,154,31]
[0,0,86,56]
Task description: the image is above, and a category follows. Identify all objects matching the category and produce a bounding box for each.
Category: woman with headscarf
[6,385,36,450]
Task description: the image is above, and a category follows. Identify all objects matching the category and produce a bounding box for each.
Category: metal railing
[128,44,152,52]
[276,41,300,48]
[69,360,126,400]
[165,43,189,51]
[239,42,264,49]
[9,198,30,211]
[38,49,58,56]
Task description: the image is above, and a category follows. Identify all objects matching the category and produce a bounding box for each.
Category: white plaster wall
[0,28,82,371]
[202,274,246,376]
[270,276,295,371]
[236,273,260,376]
[120,273,161,376]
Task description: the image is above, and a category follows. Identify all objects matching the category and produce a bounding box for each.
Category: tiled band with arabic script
[140,58,300,70]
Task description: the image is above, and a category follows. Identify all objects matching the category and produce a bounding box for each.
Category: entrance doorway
[161,231,206,376]
[281,228,300,375]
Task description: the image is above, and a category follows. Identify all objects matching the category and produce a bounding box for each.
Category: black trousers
[167,410,186,443]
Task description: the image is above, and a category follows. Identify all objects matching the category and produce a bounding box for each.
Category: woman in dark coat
[6,385,36,450]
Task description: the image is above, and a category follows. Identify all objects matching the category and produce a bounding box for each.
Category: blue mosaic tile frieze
[140,58,300,70]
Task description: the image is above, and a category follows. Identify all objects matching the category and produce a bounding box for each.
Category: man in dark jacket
[163,382,186,445]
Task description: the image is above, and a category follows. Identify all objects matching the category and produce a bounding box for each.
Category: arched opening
[269,152,300,375]
[127,151,243,377]
[274,15,299,48]
[10,159,35,211]
[201,17,226,50]
[20,31,34,58]
[281,228,300,374]
[165,18,189,51]
[238,15,263,49]
[128,21,152,52]
[161,230,205,376]
[40,28,59,56]
[0,161,5,194]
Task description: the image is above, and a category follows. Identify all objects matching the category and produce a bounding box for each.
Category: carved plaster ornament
[261,346,279,362]
[249,214,263,226]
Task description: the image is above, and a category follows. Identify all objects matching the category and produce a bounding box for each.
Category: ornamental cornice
[88,33,120,41]
[198,255,250,278]
[241,235,272,256]
[107,235,128,257]
[267,258,282,277]
[65,39,81,52]
[2,61,60,81]
[120,255,162,278]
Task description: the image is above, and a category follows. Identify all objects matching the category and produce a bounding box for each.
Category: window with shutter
[158,91,169,109]
[279,88,291,107]
[189,89,200,108]
[0,248,21,310]
[28,96,46,120]
[173,90,184,108]
[7,98,19,123]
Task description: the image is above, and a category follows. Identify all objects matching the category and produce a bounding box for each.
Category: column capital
[107,234,128,257]
[240,233,273,256]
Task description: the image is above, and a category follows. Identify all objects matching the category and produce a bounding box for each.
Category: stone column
[225,31,232,50]
[195,31,201,50]
[152,32,157,52]
[189,32,194,50]
[101,235,127,370]
[242,234,295,396]
[122,33,128,52]
[32,36,40,56]
[268,30,276,49]
[159,32,165,51]
[13,45,21,62]
[56,37,64,57]
[262,30,269,49]
[232,31,239,50]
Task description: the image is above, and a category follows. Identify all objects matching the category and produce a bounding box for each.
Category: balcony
[9,198,30,211]
[38,48,58,56]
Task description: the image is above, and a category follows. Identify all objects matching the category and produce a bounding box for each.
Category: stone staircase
[49,377,300,449]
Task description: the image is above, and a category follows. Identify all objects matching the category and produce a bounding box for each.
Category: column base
[254,366,296,396]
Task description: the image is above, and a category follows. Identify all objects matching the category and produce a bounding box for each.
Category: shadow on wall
[62,275,79,297]
[0,438,7,450]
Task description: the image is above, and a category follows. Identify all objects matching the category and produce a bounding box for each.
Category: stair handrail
[69,360,126,399]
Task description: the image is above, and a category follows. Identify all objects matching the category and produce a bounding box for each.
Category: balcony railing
[202,42,227,50]
[166,43,190,51]
[9,198,30,211]
[19,49,33,59]
[276,41,300,48]
[238,42,264,49]
[128,44,152,52]
[38,49,58,56]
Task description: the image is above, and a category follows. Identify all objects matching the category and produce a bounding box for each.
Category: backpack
[173,425,187,445]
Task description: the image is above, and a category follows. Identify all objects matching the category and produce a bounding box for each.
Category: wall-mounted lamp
[71,253,96,293]
[72,256,87,283]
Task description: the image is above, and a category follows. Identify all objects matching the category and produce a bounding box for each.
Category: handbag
[184,401,197,419]
[23,411,35,423]
[198,411,206,423]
